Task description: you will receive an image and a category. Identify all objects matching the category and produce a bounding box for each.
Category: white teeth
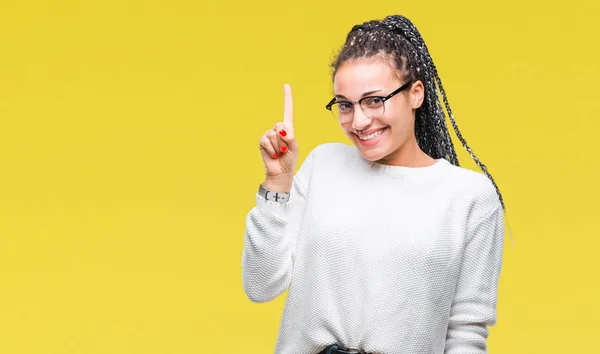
[358,128,386,141]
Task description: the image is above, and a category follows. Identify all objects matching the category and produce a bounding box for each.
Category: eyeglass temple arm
[383,81,413,102]
[325,97,336,110]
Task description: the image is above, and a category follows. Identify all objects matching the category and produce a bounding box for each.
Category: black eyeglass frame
[325,80,415,117]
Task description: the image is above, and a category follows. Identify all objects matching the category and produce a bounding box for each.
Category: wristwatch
[258,184,290,204]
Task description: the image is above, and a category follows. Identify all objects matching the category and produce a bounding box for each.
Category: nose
[351,106,372,130]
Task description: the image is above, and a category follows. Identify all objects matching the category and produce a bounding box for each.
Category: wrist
[263,174,293,193]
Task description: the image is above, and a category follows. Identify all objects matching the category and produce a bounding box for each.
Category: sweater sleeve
[241,150,316,303]
[444,203,505,353]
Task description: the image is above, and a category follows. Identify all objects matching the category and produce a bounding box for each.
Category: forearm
[242,196,294,303]
[241,148,314,303]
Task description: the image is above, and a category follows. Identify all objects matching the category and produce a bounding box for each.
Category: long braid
[436,77,506,210]
[381,16,506,211]
[381,18,460,167]
[331,15,507,213]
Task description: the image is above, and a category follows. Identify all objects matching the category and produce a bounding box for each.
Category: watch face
[269,192,286,202]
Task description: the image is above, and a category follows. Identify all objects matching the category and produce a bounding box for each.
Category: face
[333,58,424,165]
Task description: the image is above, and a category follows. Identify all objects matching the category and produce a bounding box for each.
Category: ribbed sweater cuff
[255,193,290,216]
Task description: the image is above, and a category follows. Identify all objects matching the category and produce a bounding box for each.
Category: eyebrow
[335,90,382,100]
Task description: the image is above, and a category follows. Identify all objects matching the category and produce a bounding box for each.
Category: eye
[364,97,383,108]
[337,101,354,113]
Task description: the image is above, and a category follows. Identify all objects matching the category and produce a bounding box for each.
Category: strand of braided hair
[331,15,506,212]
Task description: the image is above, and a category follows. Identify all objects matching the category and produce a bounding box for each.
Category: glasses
[325,81,414,123]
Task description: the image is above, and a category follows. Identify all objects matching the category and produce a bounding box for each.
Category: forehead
[333,59,400,96]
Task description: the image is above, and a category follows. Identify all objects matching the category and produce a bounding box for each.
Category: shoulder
[309,142,354,157]
[294,142,354,184]
[303,142,357,167]
[441,162,503,222]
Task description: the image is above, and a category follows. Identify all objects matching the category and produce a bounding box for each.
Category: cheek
[341,121,353,134]
[381,104,412,129]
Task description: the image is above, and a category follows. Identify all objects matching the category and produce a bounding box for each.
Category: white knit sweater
[242,143,504,354]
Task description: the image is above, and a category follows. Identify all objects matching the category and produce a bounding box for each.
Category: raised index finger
[283,84,294,132]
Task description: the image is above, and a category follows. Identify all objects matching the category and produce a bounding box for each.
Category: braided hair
[331,15,506,211]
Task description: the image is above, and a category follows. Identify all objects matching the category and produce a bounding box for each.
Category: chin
[357,146,388,162]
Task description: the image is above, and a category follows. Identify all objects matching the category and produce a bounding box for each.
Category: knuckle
[260,138,272,149]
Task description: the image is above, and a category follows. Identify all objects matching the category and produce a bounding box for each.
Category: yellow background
[1,0,598,353]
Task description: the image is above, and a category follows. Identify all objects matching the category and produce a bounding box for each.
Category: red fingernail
[280,146,288,153]
[272,153,278,159]
[279,130,287,137]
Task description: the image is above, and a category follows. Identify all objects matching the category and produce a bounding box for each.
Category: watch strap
[258,184,290,203]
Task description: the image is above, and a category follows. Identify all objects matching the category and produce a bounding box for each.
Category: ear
[410,80,425,109]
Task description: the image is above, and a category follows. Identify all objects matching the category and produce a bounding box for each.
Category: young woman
[242,14,506,354]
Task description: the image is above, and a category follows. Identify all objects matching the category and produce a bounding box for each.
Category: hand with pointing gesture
[259,84,299,193]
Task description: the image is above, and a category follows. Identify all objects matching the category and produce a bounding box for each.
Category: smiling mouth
[356,127,387,141]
